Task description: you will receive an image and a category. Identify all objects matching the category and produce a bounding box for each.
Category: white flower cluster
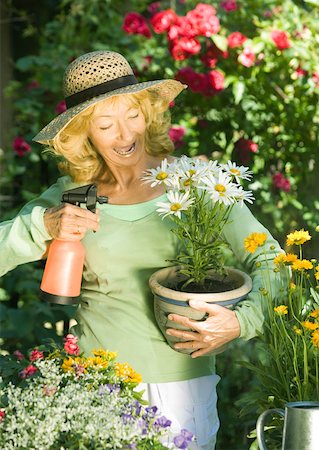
[142,155,254,218]
[0,373,181,449]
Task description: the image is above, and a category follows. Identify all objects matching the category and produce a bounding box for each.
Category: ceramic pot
[149,266,252,354]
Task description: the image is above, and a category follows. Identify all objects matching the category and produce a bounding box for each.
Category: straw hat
[33,51,186,144]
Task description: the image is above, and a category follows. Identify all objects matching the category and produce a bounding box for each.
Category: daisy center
[230,168,241,176]
[215,184,226,193]
[156,172,168,180]
[170,203,182,211]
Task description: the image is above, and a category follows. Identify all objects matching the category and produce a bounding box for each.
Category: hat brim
[33,79,186,144]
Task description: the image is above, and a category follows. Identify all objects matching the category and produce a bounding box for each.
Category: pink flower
[234,138,258,163]
[271,30,291,50]
[228,32,247,48]
[27,80,40,90]
[0,410,5,422]
[238,47,256,67]
[13,136,31,157]
[208,70,225,92]
[186,3,220,37]
[64,334,80,356]
[221,0,238,12]
[147,1,161,15]
[30,349,44,361]
[168,125,186,148]
[19,364,38,379]
[55,100,67,115]
[150,9,178,33]
[170,37,201,60]
[272,173,291,192]
[13,350,25,360]
[312,72,319,88]
[122,12,151,38]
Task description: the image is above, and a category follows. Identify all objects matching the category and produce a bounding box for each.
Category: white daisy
[200,171,239,206]
[234,186,255,206]
[156,190,195,219]
[220,161,253,183]
[141,159,174,187]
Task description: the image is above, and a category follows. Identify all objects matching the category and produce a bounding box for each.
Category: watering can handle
[256,408,285,450]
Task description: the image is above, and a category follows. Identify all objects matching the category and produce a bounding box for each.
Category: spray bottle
[40,184,108,305]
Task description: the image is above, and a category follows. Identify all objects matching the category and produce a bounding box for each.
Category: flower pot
[149,266,252,354]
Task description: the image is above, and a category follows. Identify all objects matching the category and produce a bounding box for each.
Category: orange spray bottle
[40,184,108,305]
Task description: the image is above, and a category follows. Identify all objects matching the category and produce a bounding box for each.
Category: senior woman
[0,51,282,449]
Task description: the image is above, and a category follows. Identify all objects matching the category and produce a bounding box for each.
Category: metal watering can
[256,401,319,450]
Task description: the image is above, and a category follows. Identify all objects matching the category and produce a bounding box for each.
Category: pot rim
[149,266,252,302]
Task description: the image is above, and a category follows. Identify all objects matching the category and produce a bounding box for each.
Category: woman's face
[88,96,147,167]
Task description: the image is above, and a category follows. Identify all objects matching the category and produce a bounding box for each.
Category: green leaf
[211,34,228,52]
[232,81,245,104]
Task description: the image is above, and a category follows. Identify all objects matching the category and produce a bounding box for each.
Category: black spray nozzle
[62,184,108,213]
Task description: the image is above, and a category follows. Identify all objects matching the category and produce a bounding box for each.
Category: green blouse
[0,176,282,382]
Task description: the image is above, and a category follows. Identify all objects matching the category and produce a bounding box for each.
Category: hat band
[65,74,138,109]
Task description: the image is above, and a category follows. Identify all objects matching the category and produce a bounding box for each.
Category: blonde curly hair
[49,89,174,183]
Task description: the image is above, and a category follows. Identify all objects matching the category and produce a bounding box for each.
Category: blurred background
[1,1,318,448]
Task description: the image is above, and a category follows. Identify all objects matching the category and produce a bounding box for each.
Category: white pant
[139,374,220,450]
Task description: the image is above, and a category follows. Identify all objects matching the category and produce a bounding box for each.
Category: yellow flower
[286,229,311,246]
[302,320,319,331]
[86,356,109,369]
[274,305,288,315]
[315,265,319,281]
[316,225,319,232]
[115,362,142,384]
[312,330,319,348]
[274,254,286,265]
[293,325,302,335]
[61,356,87,373]
[285,253,298,264]
[310,308,319,319]
[291,259,313,271]
[289,282,296,290]
[92,349,117,360]
[244,232,267,253]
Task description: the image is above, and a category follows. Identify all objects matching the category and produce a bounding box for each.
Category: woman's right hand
[43,203,100,240]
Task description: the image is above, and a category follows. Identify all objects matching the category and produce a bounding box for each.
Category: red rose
[237,47,256,67]
[227,32,247,48]
[30,349,44,361]
[13,136,31,157]
[170,37,201,60]
[168,125,186,148]
[272,173,291,192]
[270,30,291,50]
[0,411,5,422]
[150,9,178,33]
[186,3,220,37]
[19,364,38,379]
[175,67,210,95]
[123,12,151,38]
[234,138,258,163]
[208,70,225,92]
[201,44,229,68]
[221,0,238,12]
[55,100,67,115]
[167,16,197,41]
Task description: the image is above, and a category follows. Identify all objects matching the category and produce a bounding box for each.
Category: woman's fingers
[44,204,100,239]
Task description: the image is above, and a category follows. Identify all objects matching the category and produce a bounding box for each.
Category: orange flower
[274,305,288,316]
[310,308,319,319]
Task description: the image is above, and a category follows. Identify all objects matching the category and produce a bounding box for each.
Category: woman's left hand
[166,300,241,358]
